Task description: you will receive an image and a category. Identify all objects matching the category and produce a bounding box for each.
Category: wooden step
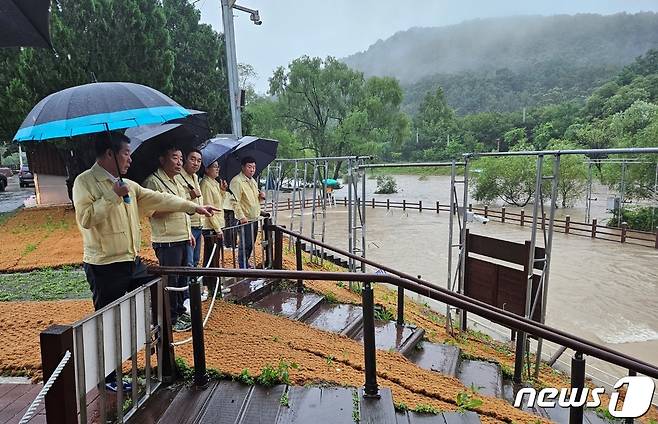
[395,410,481,423]
[303,303,364,336]
[223,278,275,304]
[252,291,324,321]
[457,360,502,398]
[275,386,355,423]
[406,343,460,377]
[353,321,425,354]
[359,387,397,424]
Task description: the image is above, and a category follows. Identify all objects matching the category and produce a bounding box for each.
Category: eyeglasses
[207,164,220,169]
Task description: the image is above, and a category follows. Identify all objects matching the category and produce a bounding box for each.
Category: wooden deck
[0,383,45,424]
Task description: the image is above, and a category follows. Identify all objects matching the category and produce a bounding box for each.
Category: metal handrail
[150,265,658,380]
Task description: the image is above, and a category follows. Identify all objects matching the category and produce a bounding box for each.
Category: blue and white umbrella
[13,82,191,142]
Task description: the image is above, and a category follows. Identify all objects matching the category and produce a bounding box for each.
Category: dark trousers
[83,257,153,384]
[84,258,153,311]
[224,210,238,248]
[153,242,189,322]
[202,230,222,291]
[238,221,258,269]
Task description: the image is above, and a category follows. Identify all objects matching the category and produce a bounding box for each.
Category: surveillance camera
[250,12,262,25]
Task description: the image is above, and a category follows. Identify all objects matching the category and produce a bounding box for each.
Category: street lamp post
[220,0,261,139]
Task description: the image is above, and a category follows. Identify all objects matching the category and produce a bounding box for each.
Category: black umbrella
[0,0,52,49]
[124,123,207,184]
[200,136,240,169]
[222,136,279,182]
[13,82,190,142]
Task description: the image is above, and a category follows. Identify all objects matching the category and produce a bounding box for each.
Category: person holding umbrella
[199,160,228,296]
[229,157,266,268]
[73,132,218,389]
[143,144,198,332]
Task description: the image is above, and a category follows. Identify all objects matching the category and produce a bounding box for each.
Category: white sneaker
[201,290,209,302]
[183,299,191,315]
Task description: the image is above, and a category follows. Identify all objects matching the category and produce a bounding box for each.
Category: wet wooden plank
[0,385,33,411]
[405,411,446,423]
[406,343,460,377]
[305,303,363,335]
[457,360,502,398]
[129,384,182,424]
[0,384,40,423]
[275,386,354,424]
[359,387,397,424]
[198,381,252,424]
[238,385,285,424]
[443,411,480,424]
[354,321,414,351]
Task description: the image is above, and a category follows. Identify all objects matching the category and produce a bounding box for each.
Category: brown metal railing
[149,223,658,424]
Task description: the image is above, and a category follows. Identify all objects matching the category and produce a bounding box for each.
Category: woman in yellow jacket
[199,160,228,298]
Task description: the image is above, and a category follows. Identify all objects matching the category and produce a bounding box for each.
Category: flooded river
[272,174,658,391]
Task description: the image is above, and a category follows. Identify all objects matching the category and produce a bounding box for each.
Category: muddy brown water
[272,175,658,394]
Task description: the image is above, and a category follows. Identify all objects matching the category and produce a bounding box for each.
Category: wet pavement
[0,176,34,214]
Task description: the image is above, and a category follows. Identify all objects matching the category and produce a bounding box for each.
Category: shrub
[375,176,398,194]
[607,206,658,231]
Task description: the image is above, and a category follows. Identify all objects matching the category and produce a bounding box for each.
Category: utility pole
[221,0,243,138]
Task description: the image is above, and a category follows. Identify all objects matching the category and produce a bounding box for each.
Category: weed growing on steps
[325,291,338,303]
[325,355,335,367]
[257,360,298,386]
[394,402,408,412]
[279,391,290,407]
[352,389,360,423]
[374,305,394,321]
[413,403,441,414]
[455,390,483,413]
[175,357,194,380]
[236,368,255,385]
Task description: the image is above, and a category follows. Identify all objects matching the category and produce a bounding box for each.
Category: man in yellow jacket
[229,157,266,268]
[143,145,198,332]
[73,132,217,389]
[200,160,227,296]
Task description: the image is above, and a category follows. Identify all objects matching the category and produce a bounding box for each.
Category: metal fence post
[263,217,273,268]
[161,275,176,383]
[625,370,637,424]
[273,227,283,269]
[569,352,585,424]
[189,279,208,388]
[362,282,379,398]
[295,238,303,292]
[397,286,404,326]
[40,325,77,424]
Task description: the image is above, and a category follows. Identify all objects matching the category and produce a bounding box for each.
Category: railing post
[655,227,658,249]
[418,200,422,211]
[273,227,283,270]
[591,219,597,238]
[397,286,404,326]
[287,198,290,209]
[161,275,176,383]
[621,222,628,243]
[565,215,571,234]
[40,325,77,424]
[569,352,585,424]
[386,198,390,210]
[372,198,375,208]
[513,332,525,384]
[520,209,525,226]
[542,212,546,231]
[402,199,406,211]
[484,205,488,218]
[501,207,506,223]
[468,203,472,212]
[362,282,379,398]
[263,217,273,268]
[436,201,440,214]
[344,197,347,206]
[189,279,208,388]
[295,238,303,292]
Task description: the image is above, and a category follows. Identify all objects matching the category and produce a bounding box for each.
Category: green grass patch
[0,266,89,301]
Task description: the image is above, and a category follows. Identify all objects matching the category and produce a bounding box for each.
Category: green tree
[409,87,457,160]
[545,141,588,208]
[163,0,230,134]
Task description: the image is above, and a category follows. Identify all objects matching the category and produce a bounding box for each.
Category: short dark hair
[159,143,182,159]
[185,148,202,160]
[94,132,129,158]
[241,156,256,166]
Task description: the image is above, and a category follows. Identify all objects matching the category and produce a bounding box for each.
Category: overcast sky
[195,0,658,93]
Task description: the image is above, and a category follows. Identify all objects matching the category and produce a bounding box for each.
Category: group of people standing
[72,131,267,389]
